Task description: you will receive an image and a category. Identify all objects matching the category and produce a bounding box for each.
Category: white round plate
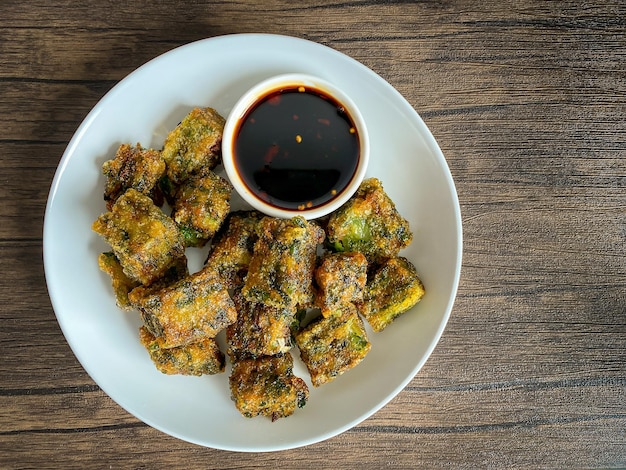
[44,34,462,452]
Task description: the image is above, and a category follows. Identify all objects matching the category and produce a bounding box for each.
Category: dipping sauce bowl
[222,73,369,219]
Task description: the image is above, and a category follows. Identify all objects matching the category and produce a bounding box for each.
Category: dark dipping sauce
[233,86,360,211]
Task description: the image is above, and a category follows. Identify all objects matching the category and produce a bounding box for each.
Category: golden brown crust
[92,189,186,286]
[359,256,425,332]
[229,353,309,420]
[102,143,166,210]
[139,326,225,376]
[97,252,140,310]
[295,303,371,387]
[204,211,263,288]
[161,107,225,184]
[129,266,237,348]
[170,171,233,247]
[314,251,368,317]
[242,216,325,310]
[227,290,294,361]
[326,177,412,262]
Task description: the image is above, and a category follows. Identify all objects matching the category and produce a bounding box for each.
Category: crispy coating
[204,211,263,288]
[97,252,140,310]
[326,177,412,262]
[139,326,225,376]
[92,189,186,285]
[102,143,166,210]
[128,255,190,297]
[161,107,225,184]
[314,252,368,317]
[359,257,425,332]
[229,353,309,420]
[296,303,370,387]
[98,250,188,311]
[227,290,294,361]
[171,171,233,247]
[242,216,325,310]
[129,266,237,348]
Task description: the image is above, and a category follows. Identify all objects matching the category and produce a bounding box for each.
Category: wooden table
[2,1,625,468]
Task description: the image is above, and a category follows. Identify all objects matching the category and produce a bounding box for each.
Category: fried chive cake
[161,107,225,184]
[359,256,425,332]
[102,143,166,210]
[204,211,263,289]
[129,266,237,348]
[139,326,225,376]
[226,290,295,361]
[295,303,370,387]
[326,177,412,262]
[170,170,233,247]
[92,188,186,286]
[97,252,141,310]
[314,251,368,317]
[229,353,309,421]
[242,216,325,310]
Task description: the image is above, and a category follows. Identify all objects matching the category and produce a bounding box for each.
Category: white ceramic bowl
[222,73,369,219]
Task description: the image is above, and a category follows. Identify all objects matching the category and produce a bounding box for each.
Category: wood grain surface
[1,1,625,468]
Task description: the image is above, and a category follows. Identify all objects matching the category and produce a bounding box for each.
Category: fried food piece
[98,250,188,311]
[295,304,370,387]
[360,257,425,332]
[227,290,294,361]
[204,211,263,288]
[139,326,225,376]
[98,252,141,310]
[242,216,325,310]
[102,143,166,210]
[314,252,368,317]
[129,266,237,348]
[161,107,225,184]
[171,171,233,247]
[229,353,309,420]
[326,177,412,262]
[92,189,186,285]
